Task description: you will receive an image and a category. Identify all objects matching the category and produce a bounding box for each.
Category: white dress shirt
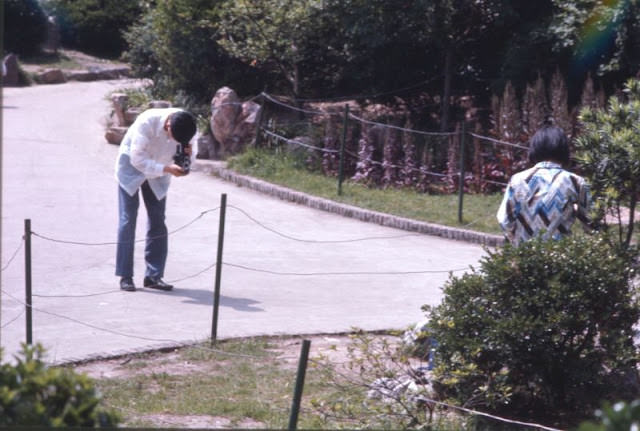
[115,108,185,200]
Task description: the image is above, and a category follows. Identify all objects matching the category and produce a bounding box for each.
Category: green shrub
[578,400,640,431]
[0,344,119,427]
[424,234,640,424]
[123,0,265,103]
[3,0,48,56]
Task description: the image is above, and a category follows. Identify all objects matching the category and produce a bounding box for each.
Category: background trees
[3,0,48,56]
[40,0,143,58]
[28,0,639,136]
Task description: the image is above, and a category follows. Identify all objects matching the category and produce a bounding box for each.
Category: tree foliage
[424,234,640,423]
[575,78,640,250]
[550,0,640,82]
[124,0,261,103]
[3,0,48,56]
[42,0,143,58]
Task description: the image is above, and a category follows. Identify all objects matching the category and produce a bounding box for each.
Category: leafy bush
[3,0,48,56]
[575,78,640,250]
[0,344,119,427]
[578,400,640,431]
[123,0,262,103]
[42,0,143,58]
[424,234,640,424]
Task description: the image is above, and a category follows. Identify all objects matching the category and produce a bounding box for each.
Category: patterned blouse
[497,161,591,246]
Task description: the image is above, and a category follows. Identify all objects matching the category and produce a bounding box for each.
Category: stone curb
[194,160,505,248]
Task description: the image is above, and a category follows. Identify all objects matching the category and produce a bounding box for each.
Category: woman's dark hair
[169,111,197,146]
[528,124,570,165]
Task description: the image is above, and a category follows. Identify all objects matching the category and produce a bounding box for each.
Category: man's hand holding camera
[165,143,192,177]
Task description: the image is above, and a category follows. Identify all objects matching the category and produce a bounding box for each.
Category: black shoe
[120,277,136,292]
[143,276,174,291]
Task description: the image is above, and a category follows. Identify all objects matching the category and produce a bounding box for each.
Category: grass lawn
[227,148,504,235]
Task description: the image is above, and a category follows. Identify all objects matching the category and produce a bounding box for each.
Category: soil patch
[72,334,376,429]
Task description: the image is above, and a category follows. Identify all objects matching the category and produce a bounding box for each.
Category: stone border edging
[194,160,505,248]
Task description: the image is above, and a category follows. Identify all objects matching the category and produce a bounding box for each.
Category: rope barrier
[307,357,563,431]
[1,239,24,272]
[1,287,261,360]
[483,178,509,187]
[425,398,563,431]
[224,261,468,276]
[1,309,24,329]
[358,157,449,179]
[262,129,339,153]
[30,207,219,246]
[348,113,457,137]
[469,132,529,150]
[261,92,333,116]
[260,92,527,153]
[228,205,425,243]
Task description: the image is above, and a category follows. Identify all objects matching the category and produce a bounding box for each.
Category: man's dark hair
[169,111,197,146]
[528,124,570,166]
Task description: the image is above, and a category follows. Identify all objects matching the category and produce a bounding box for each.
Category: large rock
[196,133,221,160]
[105,126,128,145]
[124,107,143,126]
[65,70,99,81]
[110,93,129,127]
[210,87,261,157]
[35,68,66,84]
[3,54,19,86]
[149,100,172,109]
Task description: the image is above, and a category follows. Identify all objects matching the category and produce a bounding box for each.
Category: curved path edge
[195,160,505,248]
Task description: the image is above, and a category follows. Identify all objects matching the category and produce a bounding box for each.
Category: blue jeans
[116,181,168,279]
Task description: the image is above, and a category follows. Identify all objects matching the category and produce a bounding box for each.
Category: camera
[173,143,191,175]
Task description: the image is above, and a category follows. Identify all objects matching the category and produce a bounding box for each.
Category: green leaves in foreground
[0,343,119,427]
[424,234,640,424]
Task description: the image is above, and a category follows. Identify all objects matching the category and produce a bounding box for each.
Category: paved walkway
[1,80,488,364]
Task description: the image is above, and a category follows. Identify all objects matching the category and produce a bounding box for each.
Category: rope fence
[0,193,568,430]
[253,92,524,222]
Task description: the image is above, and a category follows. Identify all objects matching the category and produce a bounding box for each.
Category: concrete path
[1,80,487,364]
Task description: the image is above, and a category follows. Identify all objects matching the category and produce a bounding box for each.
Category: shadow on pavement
[139,287,264,312]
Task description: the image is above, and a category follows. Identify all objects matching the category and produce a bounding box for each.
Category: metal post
[24,219,33,345]
[458,122,466,224]
[338,104,349,196]
[288,339,311,431]
[211,194,227,346]
[254,95,265,148]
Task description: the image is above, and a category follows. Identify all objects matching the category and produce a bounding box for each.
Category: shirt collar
[535,161,563,169]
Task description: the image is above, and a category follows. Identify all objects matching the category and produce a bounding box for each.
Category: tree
[3,0,48,56]
[42,0,143,57]
[549,0,640,84]
[574,78,640,250]
[124,0,261,102]
[218,0,321,98]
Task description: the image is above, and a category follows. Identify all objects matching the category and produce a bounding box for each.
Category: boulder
[210,87,262,157]
[124,107,143,126]
[65,70,99,81]
[3,54,19,86]
[196,133,221,160]
[105,126,128,145]
[35,68,66,84]
[149,100,172,109]
[110,93,129,127]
